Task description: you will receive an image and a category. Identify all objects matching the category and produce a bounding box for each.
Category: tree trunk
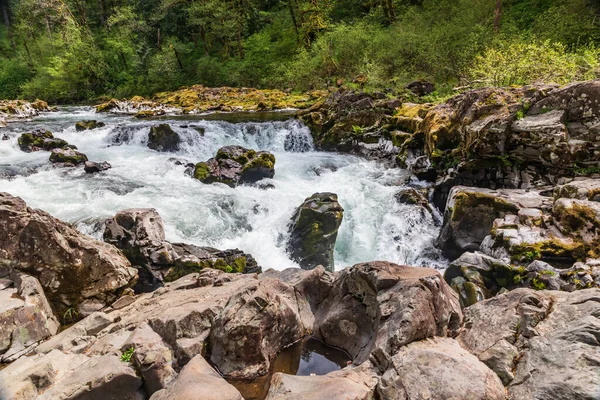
[494,0,502,32]
[97,0,106,25]
[0,0,16,50]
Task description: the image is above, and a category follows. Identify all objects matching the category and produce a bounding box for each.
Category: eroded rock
[0,192,137,316]
[148,124,180,152]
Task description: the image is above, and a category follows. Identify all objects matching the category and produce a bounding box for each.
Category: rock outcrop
[0,262,465,400]
[286,193,344,272]
[458,288,600,399]
[75,120,105,131]
[0,193,137,316]
[147,124,181,152]
[193,145,275,187]
[103,208,260,291]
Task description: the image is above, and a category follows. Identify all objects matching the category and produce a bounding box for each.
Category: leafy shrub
[466,39,600,87]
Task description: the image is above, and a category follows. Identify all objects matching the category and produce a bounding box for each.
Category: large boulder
[75,120,105,131]
[458,288,600,399]
[209,277,313,379]
[17,129,69,153]
[151,355,243,400]
[193,145,275,187]
[49,148,88,165]
[0,193,137,316]
[0,271,59,362]
[103,208,260,291]
[148,124,181,152]
[286,193,344,272]
[377,337,505,399]
[314,261,462,370]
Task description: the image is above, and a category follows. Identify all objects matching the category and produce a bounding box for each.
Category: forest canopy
[0,0,599,102]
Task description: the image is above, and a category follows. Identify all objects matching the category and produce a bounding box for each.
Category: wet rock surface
[84,160,112,173]
[17,129,69,153]
[147,124,181,152]
[193,145,276,187]
[49,148,89,165]
[286,193,344,272]
[75,120,105,131]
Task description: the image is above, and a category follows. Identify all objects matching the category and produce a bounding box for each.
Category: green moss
[555,203,599,233]
[451,191,518,223]
[532,278,546,290]
[510,239,584,262]
[242,152,275,172]
[193,162,210,181]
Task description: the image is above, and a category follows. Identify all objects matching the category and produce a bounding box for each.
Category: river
[0,107,446,271]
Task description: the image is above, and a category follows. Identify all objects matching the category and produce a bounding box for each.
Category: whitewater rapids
[0,107,446,270]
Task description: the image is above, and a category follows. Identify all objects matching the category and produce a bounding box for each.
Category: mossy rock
[49,148,88,165]
[286,192,344,272]
[17,129,65,152]
[75,120,106,131]
[164,254,256,282]
[192,145,275,187]
[148,124,181,152]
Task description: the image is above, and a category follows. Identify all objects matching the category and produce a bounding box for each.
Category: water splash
[0,108,446,270]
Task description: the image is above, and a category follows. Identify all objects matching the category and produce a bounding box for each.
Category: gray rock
[377,337,505,400]
[49,148,88,165]
[150,355,243,400]
[458,288,600,399]
[75,120,105,131]
[84,161,112,173]
[0,272,59,362]
[0,193,137,317]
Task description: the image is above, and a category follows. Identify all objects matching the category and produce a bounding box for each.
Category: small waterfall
[0,109,446,271]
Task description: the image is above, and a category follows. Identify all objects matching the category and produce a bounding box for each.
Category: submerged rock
[75,120,105,131]
[17,129,68,153]
[0,271,59,362]
[104,208,260,291]
[84,161,112,173]
[147,124,181,152]
[49,148,88,165]
[193,145,275,187]
[286,192,344,272]
[0,192,137,317]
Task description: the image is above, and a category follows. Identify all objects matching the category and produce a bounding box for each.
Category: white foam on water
[0,108,447,270]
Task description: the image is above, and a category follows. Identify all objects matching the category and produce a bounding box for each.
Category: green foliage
[466,39,600,87]
[573,164,600,176]
[121,347,134,362]
[0,0,599,102]
[62,307,79,324]
[532,278,546,290]
[523,250,541,263]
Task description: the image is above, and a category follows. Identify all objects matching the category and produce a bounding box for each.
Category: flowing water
[0,107,446,271]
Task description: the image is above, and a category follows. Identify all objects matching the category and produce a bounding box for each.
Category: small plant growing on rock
[523,250,541,263]
[515,110,524,120]
[352,125,364,134]
[121,347,134,363]
[63,308,79,324]
[532,278,546,290]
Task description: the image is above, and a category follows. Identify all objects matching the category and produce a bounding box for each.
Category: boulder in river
[286,192,343,272]
[84,161,112,173]
[17,129,69,153]
[0,192,137,317]
[49,148,89,165]
[148,124,180,152]
[75,120,105,131]
[193,145,275,187]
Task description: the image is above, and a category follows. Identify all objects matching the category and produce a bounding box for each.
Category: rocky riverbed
[1,81,600,399]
